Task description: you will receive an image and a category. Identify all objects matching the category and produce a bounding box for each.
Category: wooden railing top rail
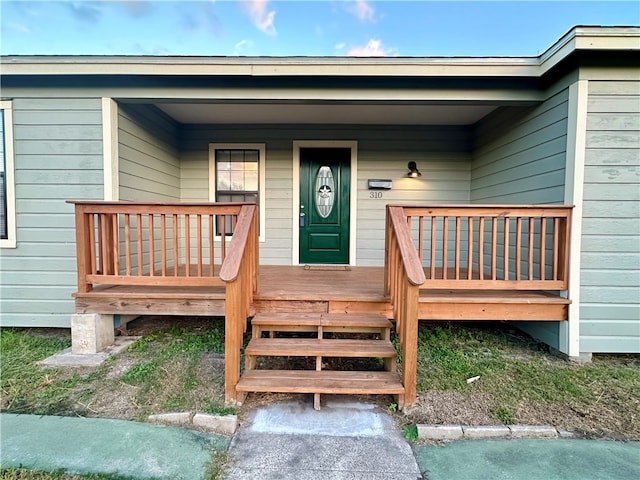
[66,200,252,215]
[395,204,574,217]
[387,206,426,287]
[220,204,257,284]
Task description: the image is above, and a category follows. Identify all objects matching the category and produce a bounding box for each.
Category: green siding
[579,79,640,354]
[470,89,570,350]
[178,124,471,266]
[118,105,180,201]
[0,98,103,328]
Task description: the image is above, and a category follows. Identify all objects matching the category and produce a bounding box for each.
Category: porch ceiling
[155,102,497,125]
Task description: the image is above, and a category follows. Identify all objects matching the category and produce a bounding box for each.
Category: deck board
[73,265,568,321]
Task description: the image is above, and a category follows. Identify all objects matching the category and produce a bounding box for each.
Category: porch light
[407,161,422,178]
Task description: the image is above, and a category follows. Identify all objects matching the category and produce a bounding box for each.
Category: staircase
[236,312,405,409]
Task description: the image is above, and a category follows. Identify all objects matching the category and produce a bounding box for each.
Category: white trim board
[102,98,119,201]
[0,101,16,248]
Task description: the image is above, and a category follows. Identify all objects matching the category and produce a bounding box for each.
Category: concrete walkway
[224,398,421,480]
[0,413,229,480]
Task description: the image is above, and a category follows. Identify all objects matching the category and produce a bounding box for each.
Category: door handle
[299,212,305,227]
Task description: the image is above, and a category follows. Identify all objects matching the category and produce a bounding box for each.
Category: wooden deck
[74,265,569,321]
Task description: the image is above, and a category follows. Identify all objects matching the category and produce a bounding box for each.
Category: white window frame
[208,143,266,242]
[0,101,16,248]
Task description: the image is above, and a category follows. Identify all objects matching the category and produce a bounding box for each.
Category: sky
[1,0,638,57]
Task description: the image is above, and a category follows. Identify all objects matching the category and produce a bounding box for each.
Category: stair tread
[237,369,404,394]
[252,312,391,327]
[245,338,397,357]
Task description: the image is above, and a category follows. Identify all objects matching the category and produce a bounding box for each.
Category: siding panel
[0,98,103,328]
[580,79,640,353]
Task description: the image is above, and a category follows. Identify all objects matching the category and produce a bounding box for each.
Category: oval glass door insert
[315,166,335,218]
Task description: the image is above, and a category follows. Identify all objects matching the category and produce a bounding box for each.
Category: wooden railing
[69,201,253,292]
[69,201,259,404]
[220,204,259,404]
[384,206,426,407]
[400,205,573,290]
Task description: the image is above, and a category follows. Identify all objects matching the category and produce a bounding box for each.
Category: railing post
[401,283,419,405]
[224,276,243,404]
[74,204,92,293]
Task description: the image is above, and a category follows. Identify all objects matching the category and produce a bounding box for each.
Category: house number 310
[369,192,384,199]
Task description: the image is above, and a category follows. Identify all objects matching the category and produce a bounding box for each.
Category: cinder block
[509,425,558,438]
[417,424,463,441]
[193,413,238,435]
[148,412,193,427]
[463,425,511,439]
[71,313,115,354]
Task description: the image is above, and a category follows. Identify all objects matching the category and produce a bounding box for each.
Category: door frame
[292,141,358,266]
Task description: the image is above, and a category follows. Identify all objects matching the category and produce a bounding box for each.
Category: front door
[299,148,350,264]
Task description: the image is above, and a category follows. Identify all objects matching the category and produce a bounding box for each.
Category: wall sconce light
[407,161,422,178]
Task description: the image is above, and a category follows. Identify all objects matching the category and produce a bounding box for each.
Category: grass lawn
[399,322,640,440]
[1,318,638,443]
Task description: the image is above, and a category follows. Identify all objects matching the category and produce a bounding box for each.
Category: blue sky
[1,1,638,57]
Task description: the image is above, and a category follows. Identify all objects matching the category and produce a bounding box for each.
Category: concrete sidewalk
[415,438,640,480]
[0,413,229,480]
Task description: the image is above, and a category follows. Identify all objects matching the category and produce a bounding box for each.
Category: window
[0,101,16,248]
[209,144,266,240]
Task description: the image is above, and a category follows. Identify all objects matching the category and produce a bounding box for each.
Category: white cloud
[240,0,276,36]
[234,39,254,56]
[347,0,375,22]
[347,39,393,57]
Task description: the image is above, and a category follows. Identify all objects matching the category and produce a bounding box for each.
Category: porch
[69,201,572,408]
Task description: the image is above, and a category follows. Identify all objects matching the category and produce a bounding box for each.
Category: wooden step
[245,338,397,358]
[251,313,392,334]
[236,370,404,395]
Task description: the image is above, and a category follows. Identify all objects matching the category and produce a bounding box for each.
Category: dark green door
[299,148,350,264]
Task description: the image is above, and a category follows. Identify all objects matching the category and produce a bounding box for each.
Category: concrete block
[509,425,558,438]
[463,425,511,439]
[417,424,463,441]
[148,412,193,427]
[192,413,238,435]
[71,313,115,354]
[569,352,593,364]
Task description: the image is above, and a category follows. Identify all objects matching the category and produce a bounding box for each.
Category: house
[1,26,638,406]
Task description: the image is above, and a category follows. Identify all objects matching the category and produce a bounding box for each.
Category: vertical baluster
[136,214,143,276]
[491,217,497,280]
[467,216,473,280]
[100,214,110,275]
[418,216,424,263]
[197,214,203,277]
[430,217,436,280]
[516,217,522,281]
[112,214,119,275]
[455,216,461,280]
[185,214,191,277]
[503,217,509,281]
[553,217,560,280]
[478,217,485,280]
[124,214,131,276]
[173,214,178,277]
[442,216,449,279]
[161,214,167,276]
[88,214,96,274]
[220,215,227,262]
[209,215,215,276]
[147,214,154,276]
[528,217,534,280]
[540,217,547,280]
